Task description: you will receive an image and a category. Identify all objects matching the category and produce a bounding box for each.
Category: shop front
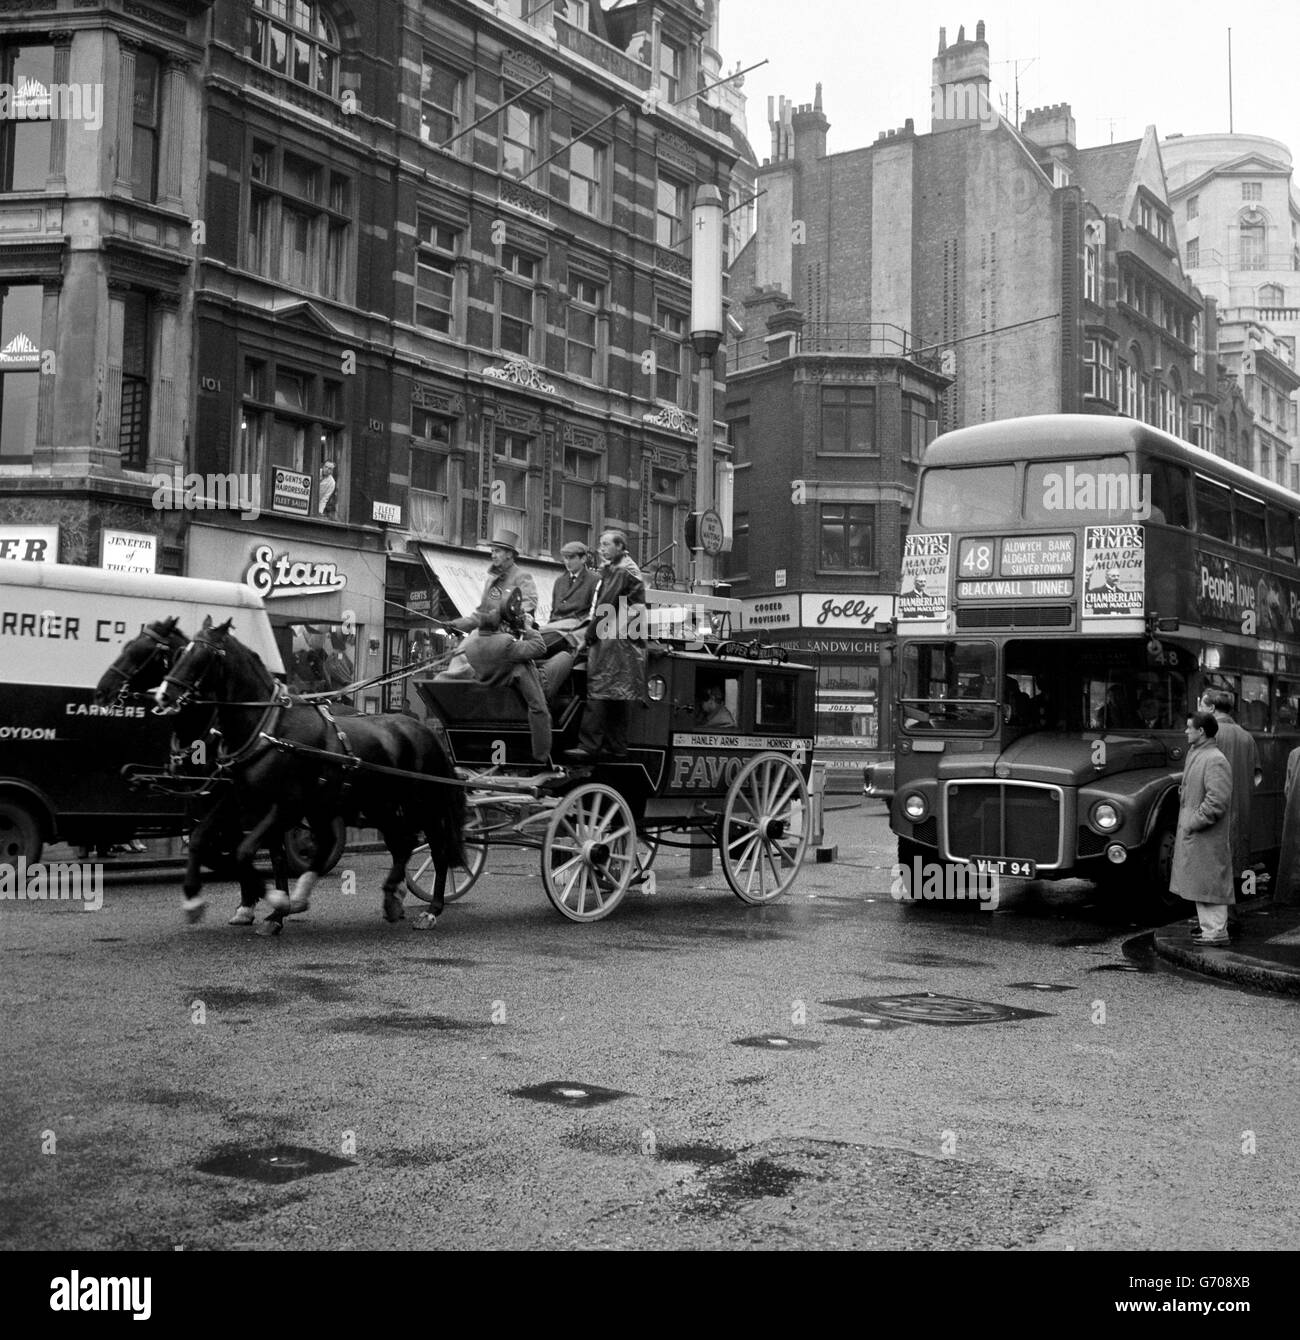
[742,592,895,791]
[188,523,387,711]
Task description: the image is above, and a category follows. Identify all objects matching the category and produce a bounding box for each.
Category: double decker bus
[891,414,1300,906]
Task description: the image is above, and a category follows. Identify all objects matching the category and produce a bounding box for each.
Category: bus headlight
[1091,802,1121,832]
[903,792,928,822]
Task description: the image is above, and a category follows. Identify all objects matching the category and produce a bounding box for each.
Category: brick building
[722,21,1253,775]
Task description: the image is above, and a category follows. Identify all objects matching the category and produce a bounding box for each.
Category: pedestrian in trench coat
[1169,712,1235,943]
[1273,746,1300,906]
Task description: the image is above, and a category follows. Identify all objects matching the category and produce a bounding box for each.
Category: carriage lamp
[902,792,928,821]
[1090,801,1121,833]
[647,675,667,702]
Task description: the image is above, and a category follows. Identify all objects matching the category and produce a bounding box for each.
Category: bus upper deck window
[918,466,1017,529]
[1194,477,1232,543]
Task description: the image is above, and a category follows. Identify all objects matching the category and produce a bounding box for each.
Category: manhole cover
[732,1035,822,1051]
[1005,982,1077,992]
[821,993,1053,1026]
[195,1144,355,1185]
[825,1015,910,1031]
[511,1080,632,1108]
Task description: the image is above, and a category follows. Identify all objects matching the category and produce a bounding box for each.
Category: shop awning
[416,544,562,624]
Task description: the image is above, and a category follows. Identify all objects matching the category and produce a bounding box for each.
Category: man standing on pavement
[1199,688,1260,897]
[1170,711,1235,947]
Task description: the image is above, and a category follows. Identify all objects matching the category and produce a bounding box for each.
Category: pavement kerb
[1152,899,1300,997]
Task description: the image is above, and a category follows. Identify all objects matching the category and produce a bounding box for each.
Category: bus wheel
[0,799,44,865]
[1101,819,1180,919]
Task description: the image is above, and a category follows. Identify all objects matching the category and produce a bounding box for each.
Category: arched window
[1240,212,1266,269]
[246,0,339,96]
[1260,283,1286,307]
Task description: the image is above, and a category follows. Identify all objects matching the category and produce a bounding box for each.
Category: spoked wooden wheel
[721,752,810,904]
[405,807,492,904]
[542,783,637,922]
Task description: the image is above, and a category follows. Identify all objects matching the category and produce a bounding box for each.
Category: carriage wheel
[721,752,810,905]
[542,783,637,922]
[405,807,492,905]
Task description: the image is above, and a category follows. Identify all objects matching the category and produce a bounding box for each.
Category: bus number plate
[972,857,1037,878]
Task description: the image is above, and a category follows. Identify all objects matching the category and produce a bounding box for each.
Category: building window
[904,394,929,463]
[245,0,339,96]
[1260,283,1285,307]
[0,283,42,461]
[821,386,875,453]
[1242,181,1262,202]
[729,512,749,577]
[1186,238,1199,268]
[119,290,151,468]
[655,172,689,249]
[1084,339,1115,403]
[245,144,350,299]
[415,215,460,334]
[1187,195,1199,220]
[561,447,598,548]
[501,101,542,180]
[728,413,749,466]
[420,56,463,146]
[131,51,160,202]
[1241,219,1266,269]
[565,274,603,379]
[0,43,54,191]
[1139,201,1153,232]
[568,137,606,217]
[657,37,682,103]
[1118,359,1137,417]
[655,306,688,405]
[820,503,875,570]
[1260,386,1272,422]
[497,248,538,356]
[1084,235,1099,304]
[1156,383,1174,433]
[1139,374,1152,423]
[239,361,346,520]
[648,469,681,570]
[410,411,451,537]
[492,430,530,536]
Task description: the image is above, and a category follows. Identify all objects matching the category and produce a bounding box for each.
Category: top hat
[489,528,520,553]
[560,540,588,558]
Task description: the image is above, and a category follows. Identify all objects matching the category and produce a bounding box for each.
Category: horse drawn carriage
[406,632,817,921]
[102,593,817,927]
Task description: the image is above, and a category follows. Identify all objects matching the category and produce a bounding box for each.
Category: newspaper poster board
[1081,524,1145,633]
[898,533,952,624]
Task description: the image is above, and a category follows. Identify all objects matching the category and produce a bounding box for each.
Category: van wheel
[0,799,43,865]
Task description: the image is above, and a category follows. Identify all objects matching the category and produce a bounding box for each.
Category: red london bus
[890,414,1300,908]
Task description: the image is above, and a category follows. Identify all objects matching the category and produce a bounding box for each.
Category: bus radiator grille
[944,783,1061,865]
[1076,826,1109,858]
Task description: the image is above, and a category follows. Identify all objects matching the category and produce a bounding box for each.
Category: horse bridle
[103,625,180,706]
[158,630,228,711]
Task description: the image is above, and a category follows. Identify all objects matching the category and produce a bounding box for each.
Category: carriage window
[1144,457,1191,528]
[755,674,794,731]
[696,673,739,732]
[1194,477,1232,543]
[1235,495,1267,554]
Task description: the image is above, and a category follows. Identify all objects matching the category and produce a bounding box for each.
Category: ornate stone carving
[484,357,556,394]
[642,405,697,436]
[412,388,465,416]
[499,178,550,222]
[655,247,690,280]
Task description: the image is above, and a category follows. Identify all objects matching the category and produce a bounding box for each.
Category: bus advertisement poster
[1081,524,1145,630]
[899,533,952,622]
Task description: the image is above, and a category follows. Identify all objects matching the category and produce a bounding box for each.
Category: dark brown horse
[94,618,300,923]
[153,617,464,929]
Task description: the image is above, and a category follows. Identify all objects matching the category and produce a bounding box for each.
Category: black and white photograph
[1,0,1298,1304]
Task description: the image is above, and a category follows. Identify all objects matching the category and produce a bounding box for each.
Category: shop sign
[0,524,58,563]
[742,595,799,631]
[100,530,156,577]
[766,635,882,656]
[800,593,895,629]
[245,543,347,600]
[0,331,41,371]
[272,467,312,515]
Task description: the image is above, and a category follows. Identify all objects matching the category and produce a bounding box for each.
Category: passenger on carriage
[436,590,574,764]
[449,528,538,633]
[540,540,599,653]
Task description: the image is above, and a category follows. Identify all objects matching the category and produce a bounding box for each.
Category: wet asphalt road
[2,800,1297,1252]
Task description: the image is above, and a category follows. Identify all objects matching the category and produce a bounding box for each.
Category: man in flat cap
[450,527,538,633]
[540,539,599,654]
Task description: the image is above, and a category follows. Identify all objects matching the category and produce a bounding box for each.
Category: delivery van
[0,560,283,864]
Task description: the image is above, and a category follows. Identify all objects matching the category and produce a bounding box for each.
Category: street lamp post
[689,185,724,876]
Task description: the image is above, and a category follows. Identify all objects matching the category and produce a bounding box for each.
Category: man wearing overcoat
[1169,711,1235,947]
